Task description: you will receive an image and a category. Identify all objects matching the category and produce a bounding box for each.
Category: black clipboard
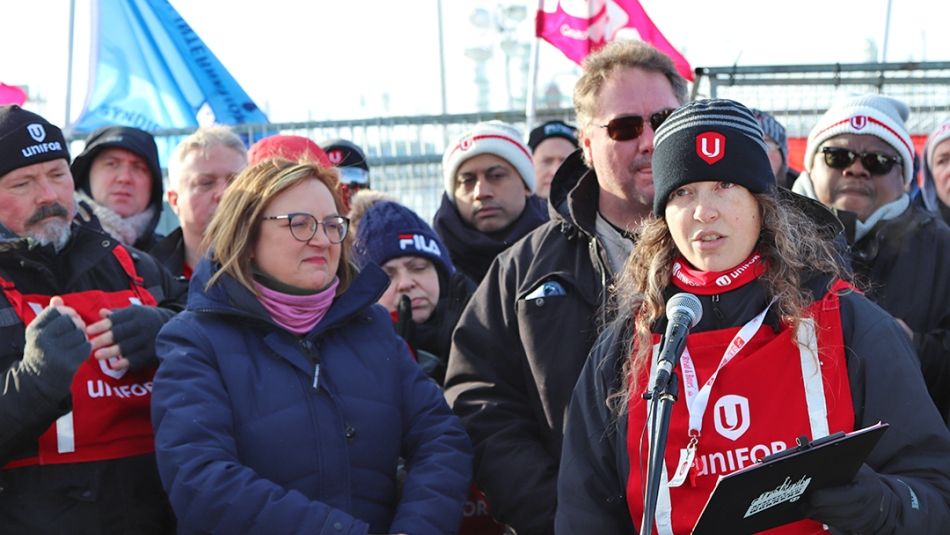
[692,422,889,534]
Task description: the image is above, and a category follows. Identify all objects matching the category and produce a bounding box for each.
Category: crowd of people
[1,38,948,535]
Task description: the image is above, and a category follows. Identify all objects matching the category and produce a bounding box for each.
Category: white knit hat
[926,118,950,171]
[442,121,536,203]
[804,94,914,185]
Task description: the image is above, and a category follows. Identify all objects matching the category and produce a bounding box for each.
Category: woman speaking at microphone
[555,99,950,534]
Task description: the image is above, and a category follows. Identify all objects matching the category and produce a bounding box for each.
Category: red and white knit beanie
[804,94,914,185]
[441,121,535,203]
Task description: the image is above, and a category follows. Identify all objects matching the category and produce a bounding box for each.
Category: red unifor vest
[626,280,855,535]
[1,245,159,468]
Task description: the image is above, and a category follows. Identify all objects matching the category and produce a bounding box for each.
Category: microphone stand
[640,371,679,535]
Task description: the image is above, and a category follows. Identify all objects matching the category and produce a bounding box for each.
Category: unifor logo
[714,394,750,441]
[459,135,475,151]
[99,358,128,380]
[850,115,868,130]
[715,275,732,286]
[696,132,725,165]
[328,149,344,165]
[27,123,46,142]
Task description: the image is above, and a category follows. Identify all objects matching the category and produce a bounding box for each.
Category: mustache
[26,203,70,226]
[629,154,652,173]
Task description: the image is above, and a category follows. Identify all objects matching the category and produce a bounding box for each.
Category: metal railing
[69,60,950,232]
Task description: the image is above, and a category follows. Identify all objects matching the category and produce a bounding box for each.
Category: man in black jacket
[443,41,688,534]
[0,105,186,532]
[70,125,165,251]
[434,120,548,283]
[792,94,950,423]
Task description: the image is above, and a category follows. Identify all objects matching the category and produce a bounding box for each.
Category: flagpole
[881,0,893,62]
[525,0,543,134]
[65,0,77,126]
[437,0,450,147]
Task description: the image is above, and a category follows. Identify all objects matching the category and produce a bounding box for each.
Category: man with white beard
[0,105,186,532]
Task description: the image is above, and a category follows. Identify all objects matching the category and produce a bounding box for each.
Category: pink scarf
[255,279,339,335]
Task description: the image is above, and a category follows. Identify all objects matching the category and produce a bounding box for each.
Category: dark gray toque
[653,99,775,215]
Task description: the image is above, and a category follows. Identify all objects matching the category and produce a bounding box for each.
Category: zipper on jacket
[300,338,322,390]
[711,294,725,324]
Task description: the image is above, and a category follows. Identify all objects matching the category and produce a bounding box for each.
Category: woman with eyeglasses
[150,159,472,534]
[556,100,950,534]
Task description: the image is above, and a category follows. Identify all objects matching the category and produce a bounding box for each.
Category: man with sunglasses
[321,138,371,212]
[793,94,950,423]
[445,40,688,534]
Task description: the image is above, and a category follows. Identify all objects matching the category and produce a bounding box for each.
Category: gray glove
[109,306,173,371]
[21,306,91,397]
[805,464,892,533]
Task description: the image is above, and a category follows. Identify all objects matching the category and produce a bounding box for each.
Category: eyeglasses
[262,213,349,244]
[597,108,675,141]
[821,147,901,175]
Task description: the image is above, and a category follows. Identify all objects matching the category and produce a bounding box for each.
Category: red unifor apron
[626,280,855,535]
[1,245,159,468]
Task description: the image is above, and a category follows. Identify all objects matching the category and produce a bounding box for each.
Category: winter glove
[21,306,91,397]
[804,464,892,533]
[109,306,174,371]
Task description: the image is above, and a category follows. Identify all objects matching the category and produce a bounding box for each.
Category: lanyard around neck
[679,300,775,437]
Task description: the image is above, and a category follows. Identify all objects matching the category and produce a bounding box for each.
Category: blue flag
[71,0,268,134]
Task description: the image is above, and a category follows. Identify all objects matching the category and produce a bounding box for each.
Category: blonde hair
[573,40,689,129]
[203,159,354,294]
[167,125,248,191]
[606,193,847,415]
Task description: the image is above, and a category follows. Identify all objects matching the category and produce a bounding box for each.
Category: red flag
[0,83,27,106]
[536,0,693,81]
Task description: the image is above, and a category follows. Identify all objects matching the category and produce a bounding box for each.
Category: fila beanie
[353,200,454,280]
[0,105,70,178]
[653,99,775,215]
[442,121,535,203]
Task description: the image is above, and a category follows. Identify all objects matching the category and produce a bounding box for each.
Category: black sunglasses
[597,109,675,141]
[821,147,901,175]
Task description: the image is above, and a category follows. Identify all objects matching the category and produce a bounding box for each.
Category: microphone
[652,293,703,391]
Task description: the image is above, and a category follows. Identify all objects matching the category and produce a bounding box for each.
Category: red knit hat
[247,135,331,168]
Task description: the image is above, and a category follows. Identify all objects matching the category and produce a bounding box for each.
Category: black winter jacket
[444,151,617,535]
[433,193,548,283]
[0,222,186,533]
[148,226,187,280]
[840,204,950,423]
[557,277,950,534]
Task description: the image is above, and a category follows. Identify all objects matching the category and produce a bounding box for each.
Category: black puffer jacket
[444,151,616,535]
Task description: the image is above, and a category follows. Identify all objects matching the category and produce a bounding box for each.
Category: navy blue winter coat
[151,259,473,534]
